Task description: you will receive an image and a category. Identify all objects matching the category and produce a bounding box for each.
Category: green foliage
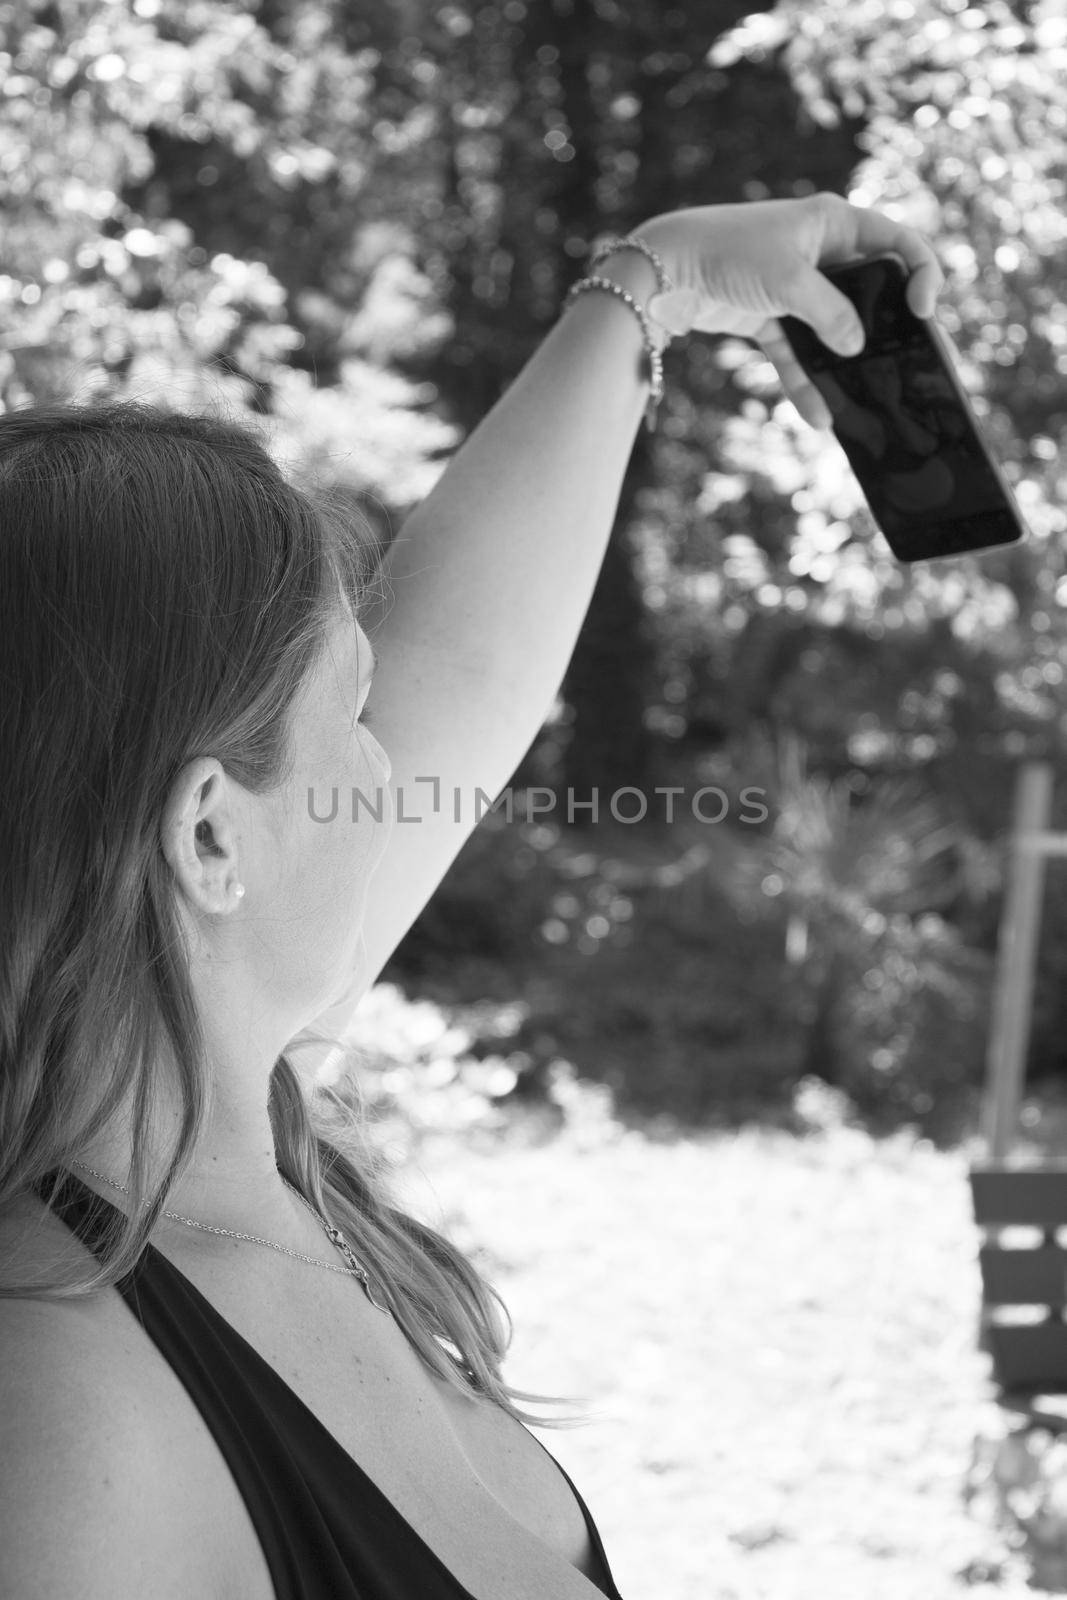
[685,0,1067,725]
[832,912,991,1140]
[379,717,1001,1143]
[0,0,453,508]
[383,806,805,1128]
[6,0,1067,1134]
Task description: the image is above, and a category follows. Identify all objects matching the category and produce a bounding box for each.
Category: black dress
[33,1169,625,1600]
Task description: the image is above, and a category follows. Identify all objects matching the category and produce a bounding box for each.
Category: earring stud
[233,883,246,899]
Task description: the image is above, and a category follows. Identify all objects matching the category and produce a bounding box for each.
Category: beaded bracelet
[587,232,675,303]
[562,276,668,432]
[562,232,677,432]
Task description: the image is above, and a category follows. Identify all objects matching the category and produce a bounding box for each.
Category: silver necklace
[70,1160,391,1314]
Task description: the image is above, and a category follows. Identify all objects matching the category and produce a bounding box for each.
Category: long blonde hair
[0,399,588,1429]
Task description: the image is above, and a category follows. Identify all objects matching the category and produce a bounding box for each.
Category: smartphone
[778,254,1028,563]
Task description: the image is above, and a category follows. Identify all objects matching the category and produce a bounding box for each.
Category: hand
[636,193,945,430]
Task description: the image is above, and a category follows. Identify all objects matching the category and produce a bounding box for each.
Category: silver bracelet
[587,232,675,301]
[561,274,667,432]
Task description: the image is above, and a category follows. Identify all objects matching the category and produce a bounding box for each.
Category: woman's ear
[160,756,246,916]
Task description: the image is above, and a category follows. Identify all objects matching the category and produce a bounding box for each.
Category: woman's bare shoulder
[0,1214,230,1599]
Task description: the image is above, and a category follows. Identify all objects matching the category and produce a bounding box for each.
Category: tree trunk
[800,945,845,1084]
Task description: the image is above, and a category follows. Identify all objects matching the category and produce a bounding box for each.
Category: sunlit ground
[396,1113,1015,1600]
[327,983,1067,1600]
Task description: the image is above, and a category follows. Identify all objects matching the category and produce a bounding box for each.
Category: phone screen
[779,256,1027,563]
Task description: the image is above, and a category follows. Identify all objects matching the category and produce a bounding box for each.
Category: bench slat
[988,1322,1067,1391]
[970,1165,1067,1227]
[979,1244,1067,1304]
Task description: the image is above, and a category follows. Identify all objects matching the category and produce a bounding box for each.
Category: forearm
[366,241,664,763]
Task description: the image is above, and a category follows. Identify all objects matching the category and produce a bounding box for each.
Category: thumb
[785,263,866,357]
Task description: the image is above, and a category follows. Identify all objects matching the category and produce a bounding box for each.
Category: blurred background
[6,0,1067,1593]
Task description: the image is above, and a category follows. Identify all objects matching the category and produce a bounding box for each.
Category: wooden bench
[970,1163,1067,1433]
[965,764,1067,1572]
[969,762,1067,1431]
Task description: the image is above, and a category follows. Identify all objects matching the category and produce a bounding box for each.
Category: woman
[0,194,942,1599]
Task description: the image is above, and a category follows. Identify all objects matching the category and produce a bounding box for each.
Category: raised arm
[297,195,942,1062]
[360,241,661,805]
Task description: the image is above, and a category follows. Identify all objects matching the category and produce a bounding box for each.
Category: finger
[782,263,867,359]
[760,320,834,431]
[905,252,945,320]
[829,202,946,318]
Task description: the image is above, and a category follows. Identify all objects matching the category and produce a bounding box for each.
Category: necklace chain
[69,1160,391,1314]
